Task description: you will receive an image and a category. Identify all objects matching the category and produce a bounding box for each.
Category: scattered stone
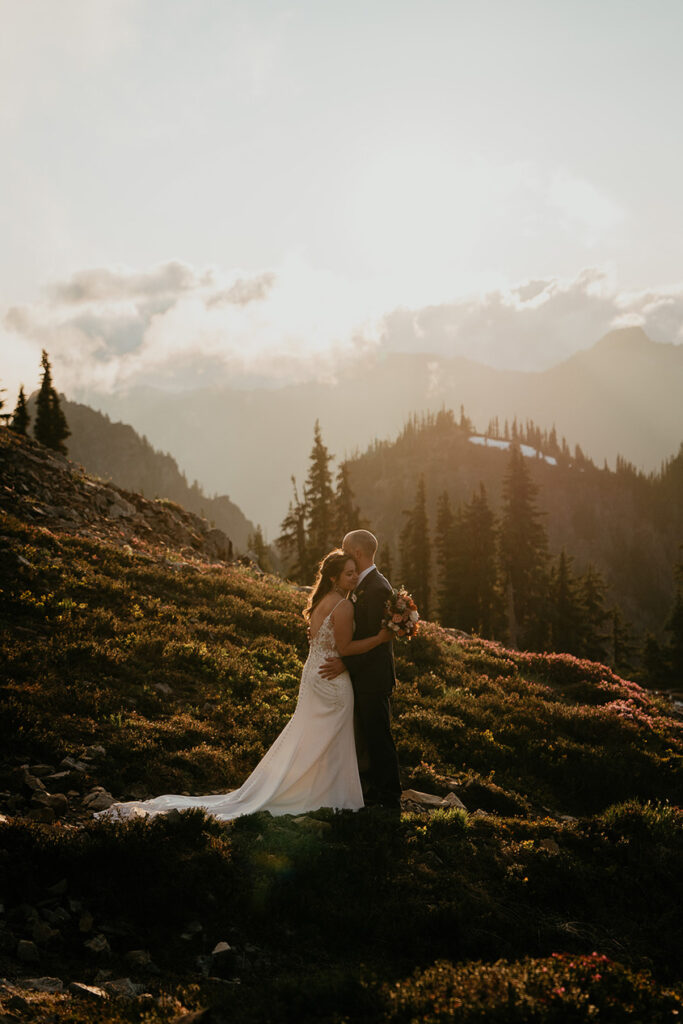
[78,911,94,933]
[540,838,561,855]
[153,682,173,696]
[24,977,64,993]
[85,744,106,757]
[441,792,467,810]
[401,789,445,808]
[17,938,40,963]
[82,787,115,811]
[60,756,87,773]
[84,933,111,956]
[108,498,136,519]
[180,920,203,941]
[471,809,489,819]
[42,906,71,926]
[30,764,56,778]
[124,948,152,969]
[102,977,141,999]
[20,769,47,793]
[291,814,332,833]
[28,805,56,823]
[68,981,108,1002]
[32,918,61,945]
[0,813,9,826]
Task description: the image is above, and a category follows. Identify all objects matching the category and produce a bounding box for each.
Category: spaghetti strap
[310,597,347,642]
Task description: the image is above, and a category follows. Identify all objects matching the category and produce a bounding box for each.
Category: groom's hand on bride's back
[319,657,345,680]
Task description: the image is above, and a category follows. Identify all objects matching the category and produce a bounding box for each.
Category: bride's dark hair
[303,549,355,621]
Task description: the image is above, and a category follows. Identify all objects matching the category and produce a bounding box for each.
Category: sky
[2,0,683,400]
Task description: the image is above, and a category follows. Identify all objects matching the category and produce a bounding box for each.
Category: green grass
[1,510,682,1022]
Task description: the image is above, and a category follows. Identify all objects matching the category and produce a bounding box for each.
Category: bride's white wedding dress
[96,600,363,822]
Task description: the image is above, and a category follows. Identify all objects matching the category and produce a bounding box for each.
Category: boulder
[68,982,108,1001]
[16,939,40,963]
[401,789,444,808]
[24,977,64,993]
[102,977,142,999]
[441,792,468,810]
[82,787,115,811]
[204,528,232,561]
[84,933,111,956]
[539,837,561,855]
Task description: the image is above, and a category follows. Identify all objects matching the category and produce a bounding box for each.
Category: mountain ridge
[80,327,683,533]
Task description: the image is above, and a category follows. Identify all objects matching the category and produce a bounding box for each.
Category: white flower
[409,610,419,622]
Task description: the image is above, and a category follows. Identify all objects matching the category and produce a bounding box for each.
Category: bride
[97,549,391,822]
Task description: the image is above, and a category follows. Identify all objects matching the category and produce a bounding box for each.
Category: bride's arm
[332,600,391,656]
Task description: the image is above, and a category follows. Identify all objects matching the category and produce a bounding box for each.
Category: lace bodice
[308,602,343,661]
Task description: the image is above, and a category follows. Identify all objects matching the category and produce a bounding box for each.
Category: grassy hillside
[1,442,682,1021]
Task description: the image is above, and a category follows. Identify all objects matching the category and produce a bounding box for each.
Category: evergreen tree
[334,461,360,539]
[577,563,610,661]
[34,350,70,454]
[642,633,668,685]
[10,386,30,435]
[377,542,394,580]
[459,484,501,637]
[610,606,637,674]
[399,475,431,616]
[277,478,309,582]
[434,490,458,625]
[247,525,273,573]
[663,552,683,681]
[0,379,6,422]
[548,548,584,654]
[304,421,335,566]
[498,444,549,650]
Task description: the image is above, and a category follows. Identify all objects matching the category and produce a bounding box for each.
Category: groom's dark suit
[342,567,402,810]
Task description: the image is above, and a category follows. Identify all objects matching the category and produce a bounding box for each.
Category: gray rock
[124,948,152,969]
[84,933,111,956]
[539,838,561,855]
[401,789,444,808]
[102,977,142,999]
[16,939,40,962]
[441,792,468,810]
[204,528,232,561]
[32,919,60,945]
[68,981,108,1001]
[82,787,115,811]
[108,498,136,519]
[60,757,87,773]
[24,977,64,993]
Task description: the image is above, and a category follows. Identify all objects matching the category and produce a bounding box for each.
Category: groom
[320,529,402,811]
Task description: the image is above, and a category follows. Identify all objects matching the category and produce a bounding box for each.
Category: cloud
[3,259,683,401]
[49,261,208,304]
[206,272,276,308]
[378,268,683,371]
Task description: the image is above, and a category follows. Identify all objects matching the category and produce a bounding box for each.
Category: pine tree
[498,444,549,650]
[399,475,431,616]
[434,490,457,625]
[377,542,394,580]
[577,563,610,661]
[549,548,584,654]
[304,421,335,566]
[333,461,360,539]
[610,607,637,674]
[460,483,501,637]
[10,386,30,435]
[663,552,683,681]
[277,478,309,582]
[247,525,273,573]
[34,350,70,454]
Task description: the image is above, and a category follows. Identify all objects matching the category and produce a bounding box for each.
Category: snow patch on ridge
[468,435,558,466]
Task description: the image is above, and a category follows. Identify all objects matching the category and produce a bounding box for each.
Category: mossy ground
[1,511,681,1022]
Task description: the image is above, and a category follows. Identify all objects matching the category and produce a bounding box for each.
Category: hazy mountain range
[80,326,682,536]
[25,396,257,552]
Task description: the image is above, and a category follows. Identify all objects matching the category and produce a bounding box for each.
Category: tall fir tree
[434,490,458,625]
[498,444,549,650]
[377,542,394,580]
[548,548,584,654]
[247,525,273,573]
[34,350,70,454]
[577,563,610,661]
[276,478,309,582]
[333,461,360,540]
[304,421,335,567]
[663,550,683,682]
[399,475,431,616]
[459,483,501,637]
[610,606,637,674]
[10,386,30,435]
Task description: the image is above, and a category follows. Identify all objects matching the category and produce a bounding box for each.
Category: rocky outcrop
[0,429,233,564]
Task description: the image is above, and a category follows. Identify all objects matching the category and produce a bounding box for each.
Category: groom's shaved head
[342,530,378,558]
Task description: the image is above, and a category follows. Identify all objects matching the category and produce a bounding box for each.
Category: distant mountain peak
[594,325,652,350]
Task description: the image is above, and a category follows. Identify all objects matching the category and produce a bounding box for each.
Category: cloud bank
[2,260,683,400]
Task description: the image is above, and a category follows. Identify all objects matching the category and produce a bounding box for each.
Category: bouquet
[382,587,420,639]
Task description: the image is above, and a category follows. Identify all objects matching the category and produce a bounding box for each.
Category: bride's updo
[303,549,354,621]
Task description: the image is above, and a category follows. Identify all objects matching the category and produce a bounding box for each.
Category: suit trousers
[352,687,402,809]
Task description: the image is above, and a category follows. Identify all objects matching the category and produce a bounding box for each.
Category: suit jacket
[342,567,396,696]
